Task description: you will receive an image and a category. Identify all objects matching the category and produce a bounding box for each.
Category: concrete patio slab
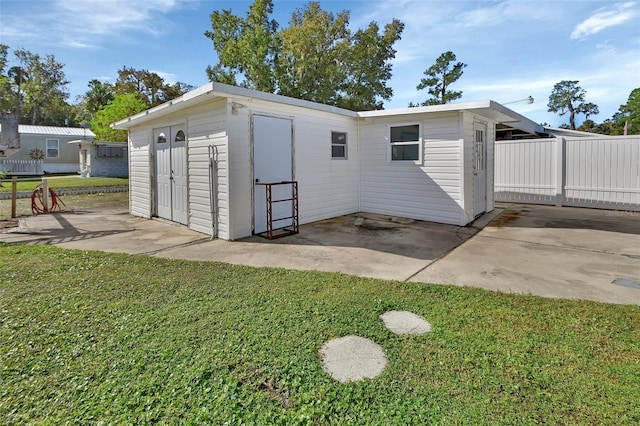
[3,203,640,305]
[411,204,640,305]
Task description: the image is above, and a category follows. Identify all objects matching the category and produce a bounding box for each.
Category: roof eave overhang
[357,100,544,136]
[112,82,358,130]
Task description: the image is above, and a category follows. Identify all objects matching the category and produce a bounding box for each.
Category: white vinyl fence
[495,136,640,211]
[0,159,44,175]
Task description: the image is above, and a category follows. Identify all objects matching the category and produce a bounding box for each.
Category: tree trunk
[568,102,576,130]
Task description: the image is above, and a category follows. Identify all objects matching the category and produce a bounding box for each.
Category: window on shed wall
[46,139,59,158]
[331,131,347,159]
[175,130,186,142]
[97,145,124,158]
[389,124,421,163]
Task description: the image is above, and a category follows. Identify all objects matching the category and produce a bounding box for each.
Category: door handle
[255,178,260,183]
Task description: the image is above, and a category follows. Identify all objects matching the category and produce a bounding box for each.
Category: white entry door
[473,122,487,216]
[253,115,293,234]
[154,125,188,225]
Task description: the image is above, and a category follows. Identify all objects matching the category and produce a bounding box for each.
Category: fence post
[555,137,565,207]
[11,176,17,218]
[42,178,49,212]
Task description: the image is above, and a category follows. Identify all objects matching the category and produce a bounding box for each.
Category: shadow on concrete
[234,212,492,262]
[490,204,640,236]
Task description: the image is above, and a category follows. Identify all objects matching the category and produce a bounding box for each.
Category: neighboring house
[73,141,128,178]
[113,82,547,241]
[0,124,96,174]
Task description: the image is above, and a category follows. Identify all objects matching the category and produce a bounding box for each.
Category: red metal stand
[256,181,298,239]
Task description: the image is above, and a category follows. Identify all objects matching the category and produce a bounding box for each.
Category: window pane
[390,125,419,142]
[391,144,419,161]
[175,130,186,142]
[46,139,59,158]
[157,133,167,144]
[332,145,346,158]
[331,131,346,145]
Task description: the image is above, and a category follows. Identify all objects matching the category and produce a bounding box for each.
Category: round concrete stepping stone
[380,310,432,335]
[319,335,387,382]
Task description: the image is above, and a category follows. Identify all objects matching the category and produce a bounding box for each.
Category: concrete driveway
[2,204,639,305]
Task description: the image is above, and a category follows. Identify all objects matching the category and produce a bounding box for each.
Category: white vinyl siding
[225,97,359,239]
[360,112,467,225]
[128,129,152,218]
[185,99,229,239]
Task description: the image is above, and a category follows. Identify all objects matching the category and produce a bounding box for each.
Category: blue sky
[1,0,638,126]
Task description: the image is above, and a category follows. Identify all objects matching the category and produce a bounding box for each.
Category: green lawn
[1,244,639,424]
[0,177,128,193]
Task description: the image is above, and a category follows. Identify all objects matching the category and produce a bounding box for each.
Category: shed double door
[154,125,188,225]
[253,115,293,234]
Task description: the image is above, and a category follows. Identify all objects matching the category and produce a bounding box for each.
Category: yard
[1,243,638,424]
[0,177,128,193]
[0,178,128,219]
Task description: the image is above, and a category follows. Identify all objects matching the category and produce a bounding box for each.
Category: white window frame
[46,139,59,158]
[388,122,422,164]
[331,131,348,160]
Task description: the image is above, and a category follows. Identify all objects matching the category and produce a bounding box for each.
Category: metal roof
[0,124,95,137]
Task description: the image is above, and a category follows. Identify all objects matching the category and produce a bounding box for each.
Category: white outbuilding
[113,82,544,240]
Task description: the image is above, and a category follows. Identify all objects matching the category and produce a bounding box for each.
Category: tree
[547,80,599,130]
[612,87,639,135]
[412,51,467,106]
[0,46,70,125]
[82,79,115,116]
[114,67,194,108]
[205,0,279,92]
[276,3,351,105]
[90,93,146,142]
[0,44,11,112]
[334,18,403,110]
[204,0,403,110]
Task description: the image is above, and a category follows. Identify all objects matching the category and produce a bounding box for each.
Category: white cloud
[0,0,191,49]
[570,2,637,40]
[150,70,179,83]
[54,0,180,37]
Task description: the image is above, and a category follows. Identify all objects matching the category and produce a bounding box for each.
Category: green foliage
[90,94,146,142]
[611,87,640,135]
[78,79,115,118]
[1,244,639,424]
[114,67,194,108]
[0,46,71,125]
[205,0,403,110]
[547,80,599,130]
[413,51,467,106]
[0,169,8,187]
[0,44,11,112]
